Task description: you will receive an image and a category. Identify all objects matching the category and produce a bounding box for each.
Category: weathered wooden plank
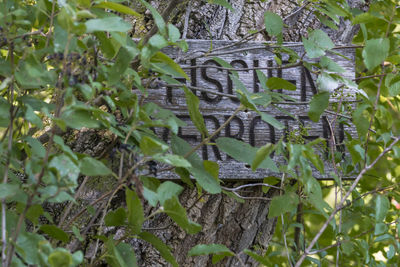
[144,40,356,180]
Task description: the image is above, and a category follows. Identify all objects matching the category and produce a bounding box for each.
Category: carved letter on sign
[144,40,356,180]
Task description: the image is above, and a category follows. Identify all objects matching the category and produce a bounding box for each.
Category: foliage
[0,0,399,266]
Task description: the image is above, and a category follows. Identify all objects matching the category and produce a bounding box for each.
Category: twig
[184,105,244,158]
[279,173,292,266]
[180,62,302,71]
[294,135,400,267]
[230,191,271,201]
[58,176,90,229]
[45,0,56,48]
[222,183,282,191]
[1,40,15,267]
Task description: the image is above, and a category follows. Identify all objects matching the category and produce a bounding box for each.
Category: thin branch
[2,40,15,267]
[184,105,244,158]
[180,62,302,71]
[45,0,56,48]
[58,176,89,229]
[294,135,400,267]
[222,183,282,191]
[230,191,271,201]
[182,0,192,39]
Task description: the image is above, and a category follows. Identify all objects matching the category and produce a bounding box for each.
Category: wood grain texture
[143,40,356,180]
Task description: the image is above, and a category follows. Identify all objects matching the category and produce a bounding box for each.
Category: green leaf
[374,222,387,236]
[259,112,284,130]
[105,207,127,227]
[48,249,73,267]
[188,244,234,264]
[320,56,345,73]
[94,2,141,17]
[126,188,144,234]
[352,104,370,138]
[244,249,269,265]
[308,91,330,122]
[362,38,390,70]
[140,136,168,156]
[375,194,389,222]
[149,34,169,49]
[153,154,191,168]
[171,136,221,194]
[386,73,400,96]
[0,97,11,127]
[182,86,208,137]
[106,240,138,267]
[216,137,278,172]
[264,11,283,36]
[203,160,219,180]
[140,0,166,36]
[230,74,257,111]
[164,197,202,234]
[252,143,274,171]
[80,157,112,176]
[25,105,43,128]
[150,52,189,79]
[268,191,299,218]
[157,181,183,205]
[0,184,21,199]
[72,226,84,242]
[387,244,395,259]
[49,155,80,185]
[40,225,69,243]
[302,29,335,58]
[168,24,181,42]
[266,77,296,91]
[109,46,137,85]
[207,0,234,11]
[61,107,100,129]
[85,17,131,33]
[316,72,340,92]
[139,232,178,267]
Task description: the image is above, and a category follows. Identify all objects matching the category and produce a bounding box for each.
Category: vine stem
[294,135,400,267]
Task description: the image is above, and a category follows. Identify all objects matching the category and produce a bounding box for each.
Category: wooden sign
[146,40,356,180]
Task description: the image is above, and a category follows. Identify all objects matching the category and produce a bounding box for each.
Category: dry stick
[66,188,115,226]
[294,135,400,267]
[1,41,15,267]
[58,176,90,229]
[89,183,125,265]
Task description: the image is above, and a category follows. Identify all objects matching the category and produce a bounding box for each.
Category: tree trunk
[70,1,365,266]
[130,1,319,266]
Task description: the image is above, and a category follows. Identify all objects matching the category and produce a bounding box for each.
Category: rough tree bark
[121,1,364,266]
[65,1,365,266]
